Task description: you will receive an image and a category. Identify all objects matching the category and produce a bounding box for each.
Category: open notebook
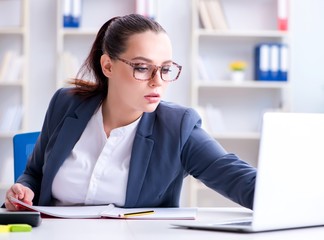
[174,112,324,232]
[9,197,196,220]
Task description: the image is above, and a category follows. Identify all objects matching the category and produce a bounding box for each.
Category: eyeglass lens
[133,64,180,81]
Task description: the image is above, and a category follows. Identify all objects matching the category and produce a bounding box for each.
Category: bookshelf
[56,0,152,88]
[0,0,29,187]
[190,0,290,207]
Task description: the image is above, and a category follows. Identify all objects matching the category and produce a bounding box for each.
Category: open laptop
[174,112,324,232]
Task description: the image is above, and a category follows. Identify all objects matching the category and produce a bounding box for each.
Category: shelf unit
[56,0,138,88]
[189,0,290,207]
[0,0,29,187]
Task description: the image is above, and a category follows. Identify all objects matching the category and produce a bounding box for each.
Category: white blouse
[52,106,141,206]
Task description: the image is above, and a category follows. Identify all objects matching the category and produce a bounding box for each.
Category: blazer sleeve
[180,108,256,209]
[16,89,65,203]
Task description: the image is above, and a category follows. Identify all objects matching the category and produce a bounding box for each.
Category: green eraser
[8,224,32,232]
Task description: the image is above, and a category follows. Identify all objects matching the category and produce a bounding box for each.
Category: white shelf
[0,0,29,187]
[195,29,289,38]
[0,131,20,139]
[0,28,25,34]
[59,28,98,36]
[189,0,291,207]
[196,80,289,89]
[0,81,23,87]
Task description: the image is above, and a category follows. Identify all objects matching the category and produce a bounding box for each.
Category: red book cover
[277,0,288,31]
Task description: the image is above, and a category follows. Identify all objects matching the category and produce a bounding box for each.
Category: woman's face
[102,31,174,114]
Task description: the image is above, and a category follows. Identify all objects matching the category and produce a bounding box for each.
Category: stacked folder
[254,43,288,81]
[62,0,82,28]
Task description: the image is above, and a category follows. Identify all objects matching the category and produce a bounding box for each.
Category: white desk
[2,208,324,240]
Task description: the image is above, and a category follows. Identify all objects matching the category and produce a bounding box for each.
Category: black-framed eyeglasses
[116,57,182,82]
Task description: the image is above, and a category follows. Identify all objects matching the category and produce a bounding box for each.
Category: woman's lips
[144,93,160,103]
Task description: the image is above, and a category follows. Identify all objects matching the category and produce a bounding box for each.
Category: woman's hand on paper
[5,183,34,210]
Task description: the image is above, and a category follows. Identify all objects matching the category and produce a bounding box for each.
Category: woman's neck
[101,98,142,137]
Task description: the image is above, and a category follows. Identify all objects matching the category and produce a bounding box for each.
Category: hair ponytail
[70,17,119,99]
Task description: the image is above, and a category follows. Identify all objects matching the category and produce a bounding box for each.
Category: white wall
[290,0,324,112]
[26,0,324,131]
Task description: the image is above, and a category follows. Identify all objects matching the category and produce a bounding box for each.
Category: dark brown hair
[70,14,166,100]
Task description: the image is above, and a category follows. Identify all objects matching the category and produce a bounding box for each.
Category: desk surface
[1,208,324,239]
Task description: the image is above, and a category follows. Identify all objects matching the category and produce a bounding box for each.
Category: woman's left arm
[179,109,256,209]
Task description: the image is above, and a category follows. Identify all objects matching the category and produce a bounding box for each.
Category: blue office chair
[13,131,40,182]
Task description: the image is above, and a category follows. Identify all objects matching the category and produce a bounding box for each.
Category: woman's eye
[161,66,171,74]
[134,65,149,73]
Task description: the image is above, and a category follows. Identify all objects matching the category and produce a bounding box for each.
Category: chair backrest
[13,131,40,182]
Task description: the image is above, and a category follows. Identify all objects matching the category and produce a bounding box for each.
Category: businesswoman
[5,14,256,210]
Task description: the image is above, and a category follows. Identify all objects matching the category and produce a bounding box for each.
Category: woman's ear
[100,54,113,77]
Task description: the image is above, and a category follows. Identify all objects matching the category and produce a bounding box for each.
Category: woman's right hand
[4,183,34,210]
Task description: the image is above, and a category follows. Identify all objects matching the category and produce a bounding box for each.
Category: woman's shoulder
[156,101,201,122]
[50,88,101,107]
[52,88,81,102]
[158,101,197,113]
[47,88,102,118]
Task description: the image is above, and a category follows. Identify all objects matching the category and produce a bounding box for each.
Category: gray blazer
[17,88,256,209]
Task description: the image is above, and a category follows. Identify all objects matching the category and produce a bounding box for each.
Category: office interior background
[0,0,323,207]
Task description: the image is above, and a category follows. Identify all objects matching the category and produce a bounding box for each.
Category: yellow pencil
[122,210,155,218]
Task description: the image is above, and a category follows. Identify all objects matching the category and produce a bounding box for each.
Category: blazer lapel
[40,95,101,205]
[124,112,155,207]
